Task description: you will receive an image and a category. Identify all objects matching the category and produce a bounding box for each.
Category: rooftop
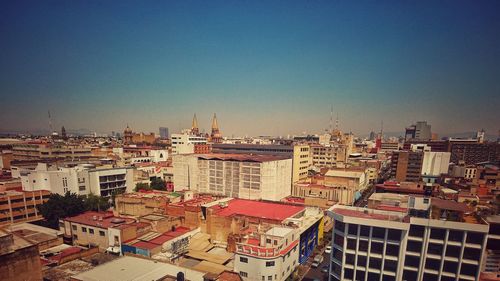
[196,153,291,162]
[72,255,205,281]
[325,169,364,178]
[213,199,304,221]
[64,211,135,229]
[265,226,293,237]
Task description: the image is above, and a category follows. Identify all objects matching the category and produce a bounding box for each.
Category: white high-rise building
[171,133,207,154]
[173,154,292,201]
[21,163,134,197]
[328,196,488,281]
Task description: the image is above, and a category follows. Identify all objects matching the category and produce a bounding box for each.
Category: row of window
[72,224,105,236]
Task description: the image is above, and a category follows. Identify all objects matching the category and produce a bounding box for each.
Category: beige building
[0,228,43,281]
[323,168,368,205]
[173,154,292,201]
[11,143,92,161]
[292,145,312,183]
[0,190,50,226]
[61,211,138,251]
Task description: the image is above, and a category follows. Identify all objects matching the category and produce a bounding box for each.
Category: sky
[1,0,499,137]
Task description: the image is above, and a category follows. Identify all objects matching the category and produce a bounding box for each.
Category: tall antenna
[336,112,339,131]
[48,110,54,134]
[329,105,333,133]
[380,120,384,139]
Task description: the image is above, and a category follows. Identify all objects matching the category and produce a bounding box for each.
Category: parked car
[325,245,332,254]
[311,254,324,268]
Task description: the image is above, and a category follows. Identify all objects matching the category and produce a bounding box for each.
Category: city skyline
[1,1,499,136]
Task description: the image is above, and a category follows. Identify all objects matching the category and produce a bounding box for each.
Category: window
[446,245,461,258]
[347,238,356,250]
[425,258,441,271]
[443,261,458,273]
[427,243,443,255]
[370,242,383,254]
[268,276,272,281]
[463,247,481,261]
[72,225,77,231]
[387,229,402,241]
[356,270,365,281]
[239,272,248,277]
[460,263,478,277]
[369,258,382,269]
[372,227,385,239]
[403,270,418,281]
[466,232,484,245]
[357,255,367,267]
[358,240,368,252]
[345,253,355,265]
[407,240,422,252]
[240,257,248,263]
[344,268,354,279]
[430,228,445,240]
[266,261,275,267]
[360,225,370,237]
[384,259,397,272]
[409,225,425,237]
[386,244,399,256]
[404,255,420,268]
[448,230,464,242]
[82,227,87,233]
[89,228,94,234]
[100,231,106,237]
[348,224,358,235]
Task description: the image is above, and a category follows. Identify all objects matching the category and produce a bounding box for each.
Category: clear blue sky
[1,0,499,137]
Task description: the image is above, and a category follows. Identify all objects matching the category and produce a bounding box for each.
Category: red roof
[214,199,304,221]
[65,211,135,228]
[132,241,159,250]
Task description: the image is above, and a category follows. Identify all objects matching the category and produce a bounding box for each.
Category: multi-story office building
[483,216,500,274]
[405,121,432,141]
[449,141,500,165]
[328,196,488,281]
[292,144,312,183]
[324,168,369,205]
[421,151,451,185]
[0,189,50,226]
[380,142,400,153]
[159,127,169,139]
[234,226,299,281]
[21,163,134,197]
[211,143,293,156]
[173,154,292,201]
[171,133,207,154]
[11,142,92,161]
[310,144,349,167]
[390,151,424,182]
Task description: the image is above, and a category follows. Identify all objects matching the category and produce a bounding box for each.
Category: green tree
[84,193,111,212]
[38,192,87,229]
[134,182,151,192]
[150,178,166,191]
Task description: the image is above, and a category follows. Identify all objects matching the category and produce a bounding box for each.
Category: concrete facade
[173,154,292,201]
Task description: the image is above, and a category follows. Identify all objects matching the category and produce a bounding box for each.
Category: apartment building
[323,168,369,205]
[173,154,292,201]
[21,163,134,197]
[310,144,348,167]
[292,145,312,183]
[0,189,50,226]
[390,151,424,182]
[234,226,299,281]
[171,133,207,154]
[61,211,138,251]
[328,196,488,281]
[11,142,92,161]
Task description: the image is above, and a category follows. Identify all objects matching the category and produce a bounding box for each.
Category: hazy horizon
[1,1,499,136]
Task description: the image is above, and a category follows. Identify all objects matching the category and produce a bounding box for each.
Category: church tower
[123,124,133,144]
[191,114,200,135]
[210,113,222,143]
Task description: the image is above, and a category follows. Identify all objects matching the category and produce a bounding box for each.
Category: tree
[135,182,151,192]
[38,192,87,229]
[84,193,111,212]
[150,178,166,191]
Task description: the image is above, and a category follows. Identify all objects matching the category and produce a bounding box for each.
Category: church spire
[191,114,199,135]
[210,113,222,143]
[211,113,219,130]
